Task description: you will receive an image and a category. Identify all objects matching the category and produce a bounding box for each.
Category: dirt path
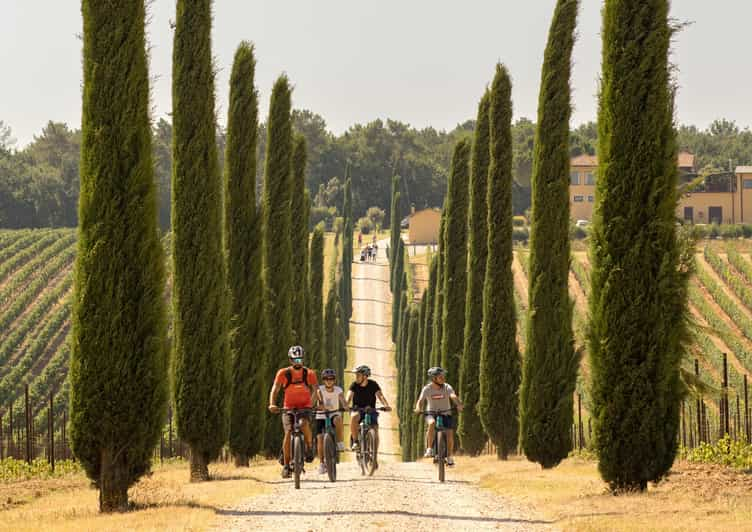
[216,241,551,531]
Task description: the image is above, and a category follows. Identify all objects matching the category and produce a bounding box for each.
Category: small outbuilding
[407,207,441,245]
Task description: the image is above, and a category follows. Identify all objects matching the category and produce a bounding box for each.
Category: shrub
[357,216,374,234]
[366,206,385,230]
[709,223,721,239]
[310,206,336,230]
[720,224,741,239]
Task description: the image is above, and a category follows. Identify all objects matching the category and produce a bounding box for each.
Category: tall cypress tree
[431,214,446,367]
[422,257,437,372]
[341,175,354,328]
[401,305,419,461]
[224,42,263,466]
[261,75,294,455]
[308,223,325,371]
[389,174,401,286]
[391,237,405,341]
[590,0,687,492]
[479,64,521,460]
[413,295,428,457]
[172,0,230,481]
[459,90,492,456]
[521,0,579,469]
[440,139,470,383]
[323,285,339,371]
[290,134,309,346]
[70,0,167,511]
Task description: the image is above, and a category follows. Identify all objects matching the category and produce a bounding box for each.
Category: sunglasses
[292,357,304,364]
[323,377,335,381]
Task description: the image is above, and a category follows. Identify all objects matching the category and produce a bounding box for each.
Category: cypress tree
[335,297,347,382]
[172,0,230,481]
[401,305,419,461]
[308,223,325,371]
[323,285,339,371]
[341,175,354,327]
[389,175,401,286]
[479,64,521,460]
[431,214,446,367]
[590,0,687,492]
[290,135,309,346]
[224,42,263,466]
[413,295,428,457]
[459,90,492,456]
[391,237,405,341]
[441,140,471,383]
[520,0,579,469]
[70,0,167,511]
[422,257,437,372]
[396,291,409,443]
[261,75,294,455]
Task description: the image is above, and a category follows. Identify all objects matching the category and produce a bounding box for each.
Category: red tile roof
[570,151,696,170]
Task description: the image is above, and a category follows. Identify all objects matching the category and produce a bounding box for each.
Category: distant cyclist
[345,365,392,468]
[414,366,463,466]
[268,346,318,478]
[315,368,346,474]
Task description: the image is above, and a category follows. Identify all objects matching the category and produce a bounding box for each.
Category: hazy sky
[2,1,751,148]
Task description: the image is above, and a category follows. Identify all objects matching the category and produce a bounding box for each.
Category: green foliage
[261,75,295,454]
[391,237,405,341]
[366,206,386,230]
[726,246,752,284]
[440,139,470,384]
[71,0,168,507]
[0,459,81,482]
[459,90,491,455]
[323,285,339,372]
[479,64,521,460]
[589,0,688,491]
[401,305,420,461]
[704,246,752,311]
[171,0,231,474]
[357,216,374,234]
[431,213,447,368]
[389,177,401,288]
[679,437,752,470]
[521,0,579,469]
[308,224,325,371]
[341,175,353,328]
[291,135,309,346]
[224,42,263,464]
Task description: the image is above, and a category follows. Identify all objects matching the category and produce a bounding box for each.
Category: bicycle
[318,408,345,482]
[351,406,388,476]
[423,408,454,483]
[276,408,313,489]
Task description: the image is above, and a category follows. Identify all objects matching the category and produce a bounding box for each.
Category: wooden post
[695,359,702,443]
[168,407,173,458]
[8,401,13,459]
[25,385,31,464]
[681,401,686,448]
[577,393,583,450]
[745,375,750,442]
[736,395,741,441]
[722,354,730,436]
[49,392,55,471]
[62,409,67,460]
[688,405,694,448]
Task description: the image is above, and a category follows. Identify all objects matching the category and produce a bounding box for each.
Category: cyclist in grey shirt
[414,366,463,465]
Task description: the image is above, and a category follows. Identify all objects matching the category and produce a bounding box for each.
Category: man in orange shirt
[268,345,318,478]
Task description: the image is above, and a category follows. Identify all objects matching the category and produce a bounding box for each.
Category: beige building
[407,208,441,244]
[566,152,752,223]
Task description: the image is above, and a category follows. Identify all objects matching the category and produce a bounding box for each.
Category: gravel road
[215,242,552,531]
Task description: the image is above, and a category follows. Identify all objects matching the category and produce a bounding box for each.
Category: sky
[1,0,751,148]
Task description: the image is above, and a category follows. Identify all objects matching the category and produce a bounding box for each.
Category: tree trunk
[190,448,210,482]
[233,453,250,468]
[99,448,129,512]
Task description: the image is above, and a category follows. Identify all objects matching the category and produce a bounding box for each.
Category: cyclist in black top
[345,365,391,458]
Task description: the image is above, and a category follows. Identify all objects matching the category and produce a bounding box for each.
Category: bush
[742,225,752,238]
[709,223,721,239]
[357,216,374,234]
[310,206,336,230]
[512,215,527,227]
[720,224,741,239]
[366,206,385,230]
[569,223,587,240]
[332,216,344,235]
[691,224,709,240]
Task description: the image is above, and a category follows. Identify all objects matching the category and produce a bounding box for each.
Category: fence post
[62,409,67,460]
[24,385,31,464]
[49,392,55,472]
[681,401,686,448]
[577,393,583,450]
[736,395,741,442]
[688,404,694,448]
[695,359,702,443]
[168,407,173,458]
[8,401,13,458]
[722,353,730,437]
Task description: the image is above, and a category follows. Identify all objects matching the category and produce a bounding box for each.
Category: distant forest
[1,114,750,229]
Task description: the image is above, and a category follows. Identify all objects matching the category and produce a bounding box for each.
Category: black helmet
[427,366,445,378]
[321,368,336,379]
[288,345,305,363]
[353,365,371,377]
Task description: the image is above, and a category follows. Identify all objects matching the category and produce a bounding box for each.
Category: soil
[216,242,550,531]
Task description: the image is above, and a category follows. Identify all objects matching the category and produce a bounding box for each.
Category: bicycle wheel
[324,432,337,482]
[358,431,367,476]
[436,431,446,483]
[366,428,378,476]
[293,434,304,489]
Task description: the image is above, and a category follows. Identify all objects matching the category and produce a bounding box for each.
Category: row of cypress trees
[70,0,343,509]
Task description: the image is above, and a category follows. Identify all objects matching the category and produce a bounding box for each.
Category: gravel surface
[215,243,552,531]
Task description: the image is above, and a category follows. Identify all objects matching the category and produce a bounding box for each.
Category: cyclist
[346,365,392,468]
[414,366,463,466]
[315,368,346,474]
[268,345,318,478]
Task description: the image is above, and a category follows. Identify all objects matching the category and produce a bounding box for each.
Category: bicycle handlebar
[350,406,390,412]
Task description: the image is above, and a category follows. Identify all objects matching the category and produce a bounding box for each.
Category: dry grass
[457,455,752,531]
[0,459,279,532]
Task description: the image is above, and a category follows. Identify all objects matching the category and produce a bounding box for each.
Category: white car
[575,219,589,228]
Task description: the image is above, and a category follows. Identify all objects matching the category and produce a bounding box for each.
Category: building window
[570,172,580,185]
[573,195,584,202]
[744,179,752,189]
[587,195,594,202]
[585,172,596,185]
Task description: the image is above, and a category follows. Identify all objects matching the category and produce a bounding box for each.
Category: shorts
[282,411,311,433]
[425,414,453,429]
[315,414,341,435]
[352,408,379,426]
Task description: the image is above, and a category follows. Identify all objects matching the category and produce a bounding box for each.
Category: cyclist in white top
[315,368,346,474]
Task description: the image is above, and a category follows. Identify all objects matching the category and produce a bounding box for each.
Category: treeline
[393,0,691,494]
[70,0,353,511]
[3,111,750,229]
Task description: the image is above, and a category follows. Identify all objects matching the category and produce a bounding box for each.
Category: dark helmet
[288,345,305,362]
[427,366,445,378]
[321,368,336,379]
[353,365,371,377]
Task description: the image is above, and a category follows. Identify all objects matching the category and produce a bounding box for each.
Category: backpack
[282,367,309,389]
